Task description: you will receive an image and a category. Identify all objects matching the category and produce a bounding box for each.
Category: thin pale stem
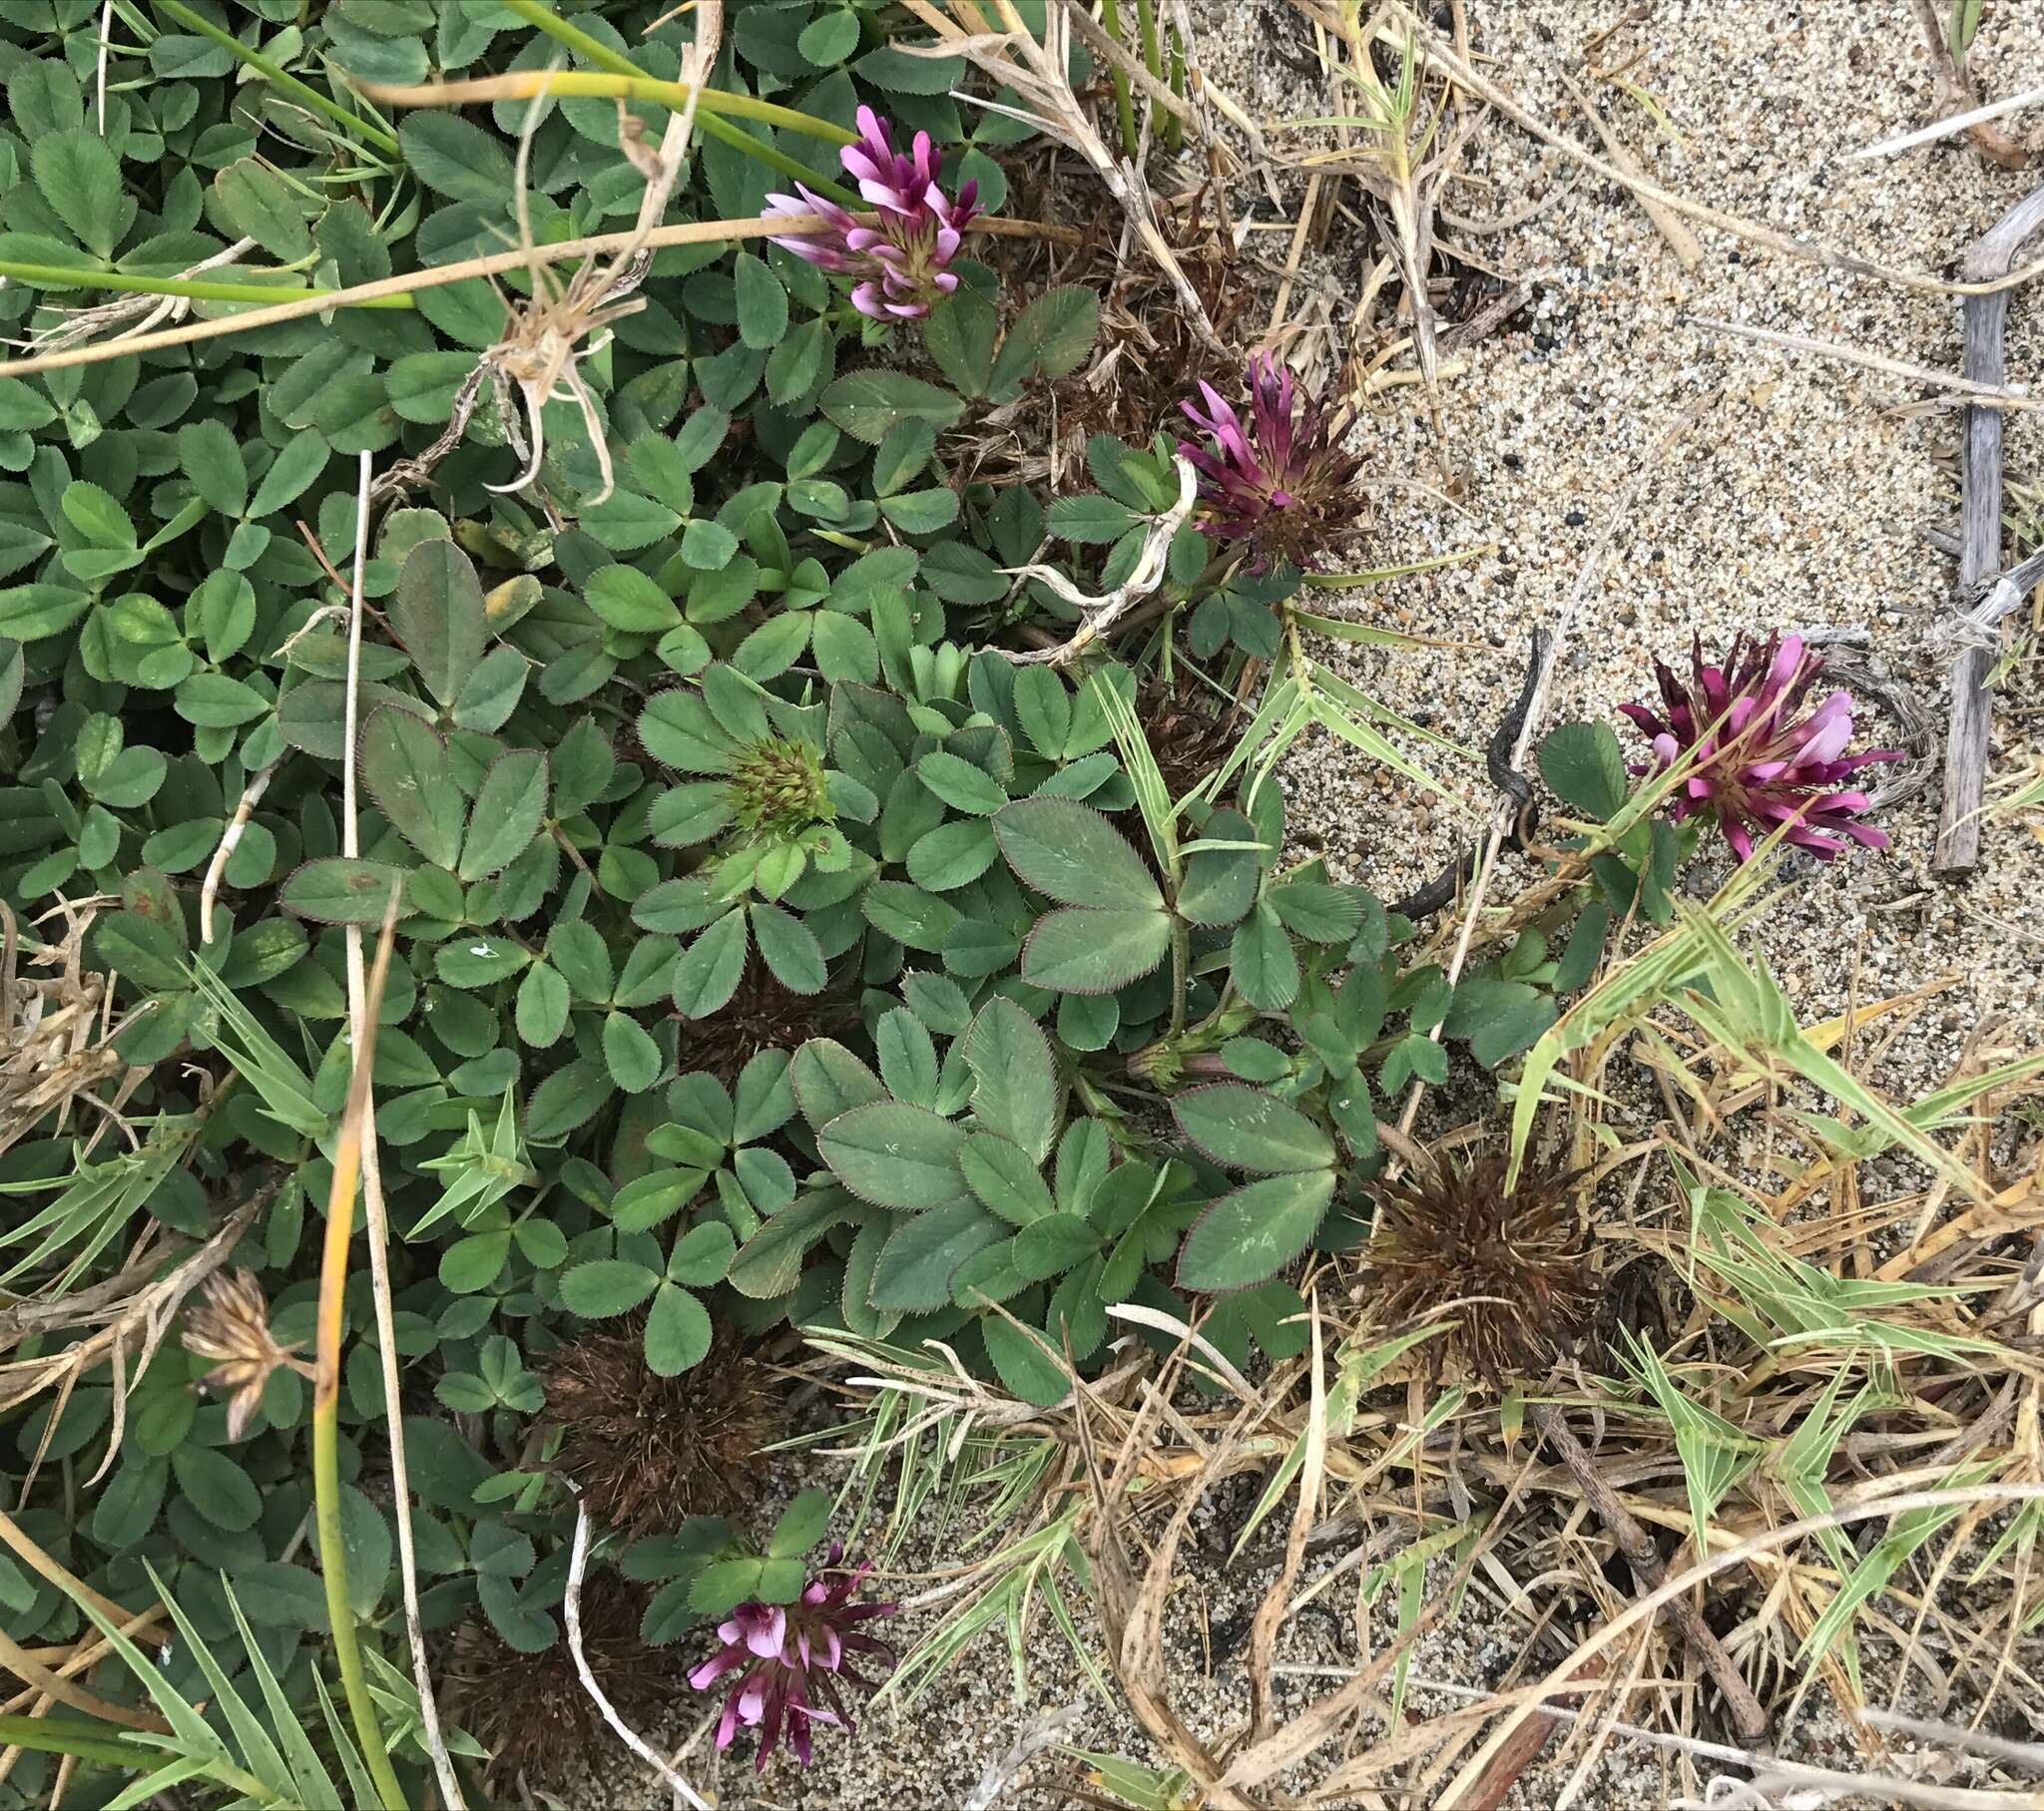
[0,259,414,309]
[335,454,465,1805]
[0,212,1064,380]
[498,0,863,206]
[1167,917,1191,1040]
[367,68,853,148]
[152,0,399,155]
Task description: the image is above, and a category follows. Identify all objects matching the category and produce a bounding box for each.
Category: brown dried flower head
[182,1268,312,1440]
[675,955,855,1087]
[442,1568,680,1785]
[538,1317,778,1536]
[1137,674,1238,806]
[1358,1148,1597,1383]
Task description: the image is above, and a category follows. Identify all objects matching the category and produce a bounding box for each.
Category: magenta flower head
[1177,351,1365,568]
[686,1545,898,1769]
[766,107,980,321]
[1618,632,1900,862]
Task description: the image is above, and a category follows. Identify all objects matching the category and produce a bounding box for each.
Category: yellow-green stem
[1098,0,1140,156]
[1166,26,1187,153]
[496,3,854,144]
[0,260,414,308]
[152,0,400,156]
[311,909,405,1811]
[1134,0,1165,83]
[500,0,865,207]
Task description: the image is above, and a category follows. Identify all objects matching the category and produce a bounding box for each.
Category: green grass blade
[152,0,400,155]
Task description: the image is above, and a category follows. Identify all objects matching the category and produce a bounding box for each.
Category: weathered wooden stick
[1936,185,2044,873]
[1530,1402,1773,1748]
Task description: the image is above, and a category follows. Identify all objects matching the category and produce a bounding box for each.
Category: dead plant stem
[337,453,464,1809]
[1388,7,2044,298]
[0,215,1067,381]
[1530,1402,1770,1745]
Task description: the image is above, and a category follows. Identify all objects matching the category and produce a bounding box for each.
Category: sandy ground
[563,4,2044,1807]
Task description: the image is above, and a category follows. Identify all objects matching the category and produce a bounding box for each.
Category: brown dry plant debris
[1137,671,1244,804]
[0,898,143,1158]
[440,1567,686,1787]
[1355,1145,1598,1383]
[962,154,1245,492]
[821,906,2044,1805]
[539,1315,780,1535]
[672,954,860,1088]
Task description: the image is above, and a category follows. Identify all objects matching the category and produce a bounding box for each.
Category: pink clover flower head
[1618,632,1900,862]
[766,107,979,320]
[1177,350,1365,567]
[686,1544,898,1769]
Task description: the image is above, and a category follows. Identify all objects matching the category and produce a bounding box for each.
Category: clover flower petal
[1619,632,1899,862]
[766,110,979,320]
[687,1545,897,1770]
[1176,351,1365,567]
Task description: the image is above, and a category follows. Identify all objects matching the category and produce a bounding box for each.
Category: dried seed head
[1137,675,1238,804]
[676,957,855,1087]
[182,1268,312,1440]
[728,736,833,840]
[538,1318,778,1536]
[442,1568,679,1785]
[1357,1149,1597,1384]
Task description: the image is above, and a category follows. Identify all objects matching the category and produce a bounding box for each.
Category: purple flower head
[686,1545,897,1769]
[766,107,980,321]
[1177,351,1365,568]
[1618,632,1900,863]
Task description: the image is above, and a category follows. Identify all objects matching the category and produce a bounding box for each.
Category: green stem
[1134,0,1164,83]
[313,1409,406,1808]
[1165,25,1186,154]
[311,1060,405,1809]
[701,111,860,208]
[1167,916,1191,1040]
[1098,0,1140,157]
[152,0,400,156]
[0,260,414,308]
[499,0,863,207]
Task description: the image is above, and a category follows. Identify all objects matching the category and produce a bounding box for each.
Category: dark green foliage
[0,3,1661,1798]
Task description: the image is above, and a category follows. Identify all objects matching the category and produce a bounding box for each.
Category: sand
[567,5,2044,1806]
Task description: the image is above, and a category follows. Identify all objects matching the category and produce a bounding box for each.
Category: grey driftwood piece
[1937,184,2044,873]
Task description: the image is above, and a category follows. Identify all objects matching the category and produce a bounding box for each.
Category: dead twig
[1559,72,1702,270]
[198,765,275,945]
[1689,315,2039,410]
[962,1700,1088,1811]
[1000,457,1200,667]
[566,1501,714,1811]
[1531,1401,1772,1746]
[1856,83,2044,162]
[1905,0,2030,170]
[1938,185,2044,873]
